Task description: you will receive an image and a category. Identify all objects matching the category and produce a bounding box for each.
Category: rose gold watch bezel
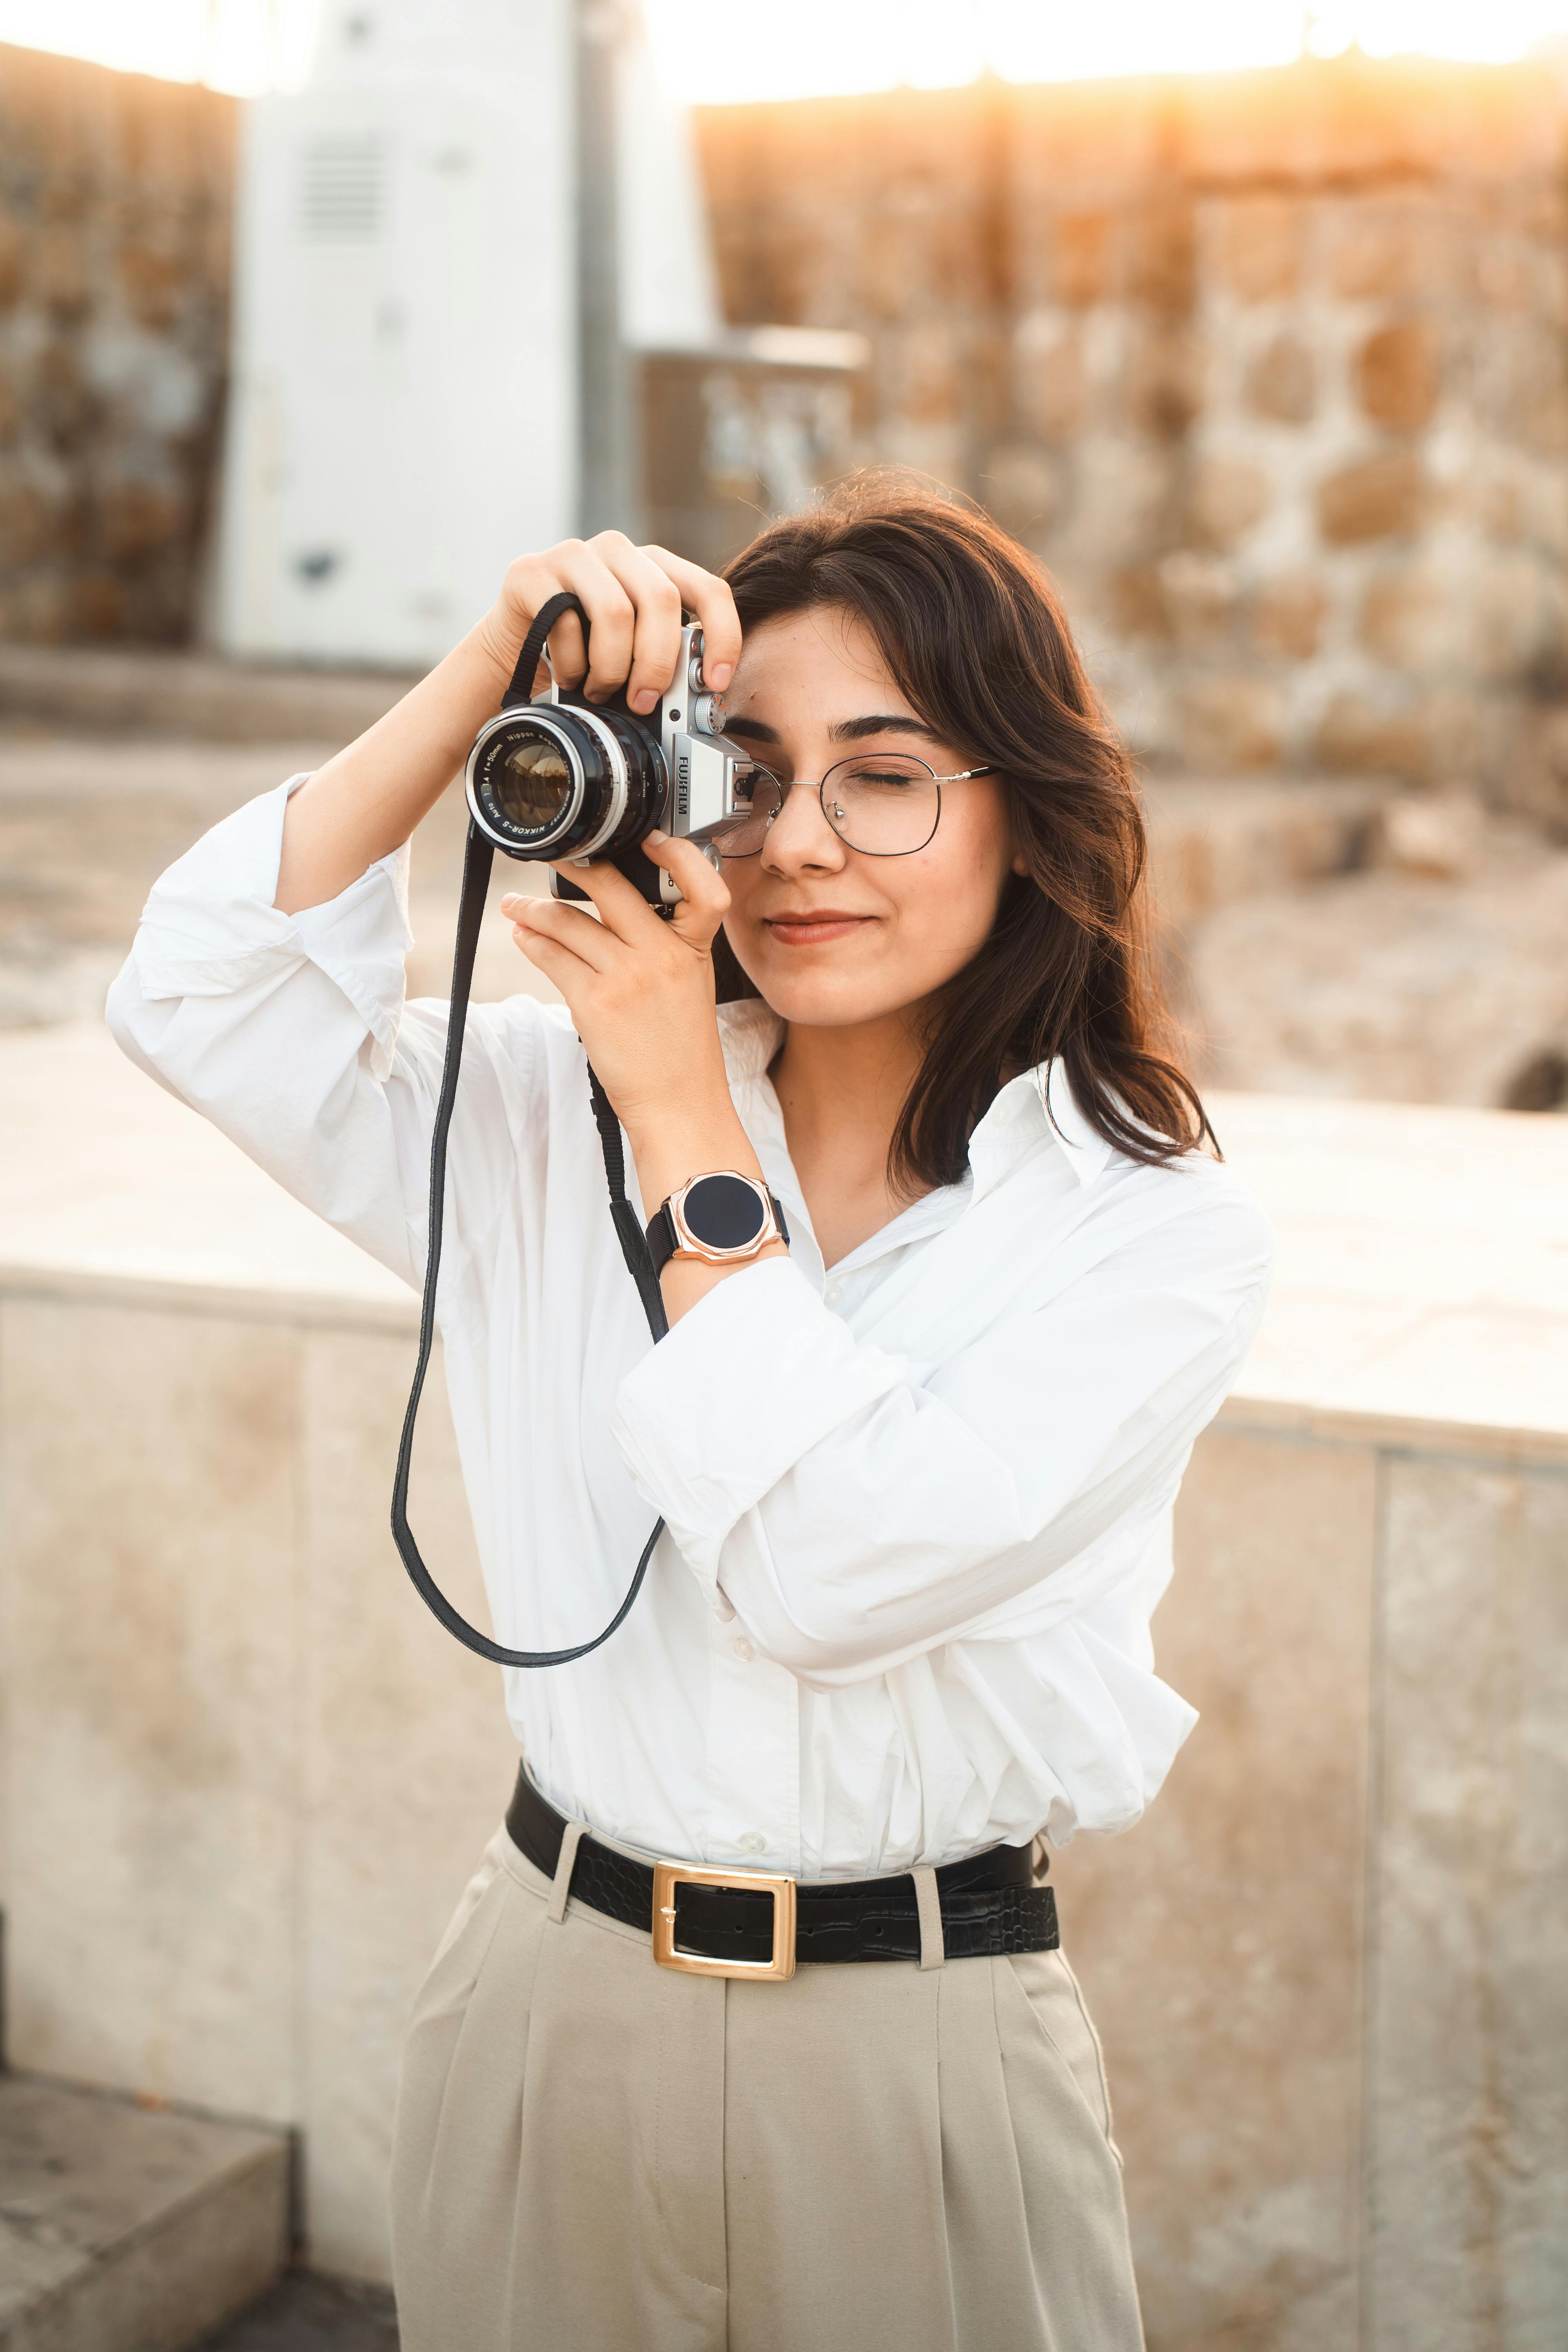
[666,1172,782,1266]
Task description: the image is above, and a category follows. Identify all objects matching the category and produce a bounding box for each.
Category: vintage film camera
[464,617,760,908]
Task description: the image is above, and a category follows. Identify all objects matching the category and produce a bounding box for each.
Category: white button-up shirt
[107,777,1273,1878]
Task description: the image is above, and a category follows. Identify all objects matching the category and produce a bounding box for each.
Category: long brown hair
[717,479,1213,1191]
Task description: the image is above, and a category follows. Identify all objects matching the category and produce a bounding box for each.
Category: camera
[464,618,760,908]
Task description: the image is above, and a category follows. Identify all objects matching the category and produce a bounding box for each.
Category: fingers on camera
[555,543,634,701]
[587,536,683,710]
[639,544,741,689]
[642,831,731,927]
[543,617,588,689]
[534,533,737,703]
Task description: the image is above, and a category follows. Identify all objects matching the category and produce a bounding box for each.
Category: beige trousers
[390,1822,1145,2352]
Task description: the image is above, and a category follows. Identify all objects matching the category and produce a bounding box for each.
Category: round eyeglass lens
[821,754,940,854]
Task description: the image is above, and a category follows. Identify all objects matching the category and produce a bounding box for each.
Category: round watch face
[680,1173,768,1253]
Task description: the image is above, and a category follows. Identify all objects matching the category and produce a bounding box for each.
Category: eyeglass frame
[716,755,1001,860]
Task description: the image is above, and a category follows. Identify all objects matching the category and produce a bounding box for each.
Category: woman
[109,483,1270,2350]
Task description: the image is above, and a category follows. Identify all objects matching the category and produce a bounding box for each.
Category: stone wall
[0,45,234,644]
[698,55,1568,824]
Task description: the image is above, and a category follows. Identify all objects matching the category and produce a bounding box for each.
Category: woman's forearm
[274,615,515,915]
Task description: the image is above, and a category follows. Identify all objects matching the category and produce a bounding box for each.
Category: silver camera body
[464,618,757,910]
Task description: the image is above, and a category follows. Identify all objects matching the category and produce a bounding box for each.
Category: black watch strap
[646,1181,789,1276]
[645,1203,682,1277]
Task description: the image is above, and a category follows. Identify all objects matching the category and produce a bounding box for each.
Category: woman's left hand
[503,835,786,1316]
[501,832,739,1151]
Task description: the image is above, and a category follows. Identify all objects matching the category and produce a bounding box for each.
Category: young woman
[109,485,1270,2351]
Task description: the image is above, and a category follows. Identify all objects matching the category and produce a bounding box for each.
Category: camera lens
[466,703,666,862]
[489,735,575,833]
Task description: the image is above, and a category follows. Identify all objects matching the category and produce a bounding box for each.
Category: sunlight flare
[1,0,1567,100]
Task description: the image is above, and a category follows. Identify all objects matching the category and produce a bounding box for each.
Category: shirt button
[739,1831,768,1855]
[731,1636,755,1663]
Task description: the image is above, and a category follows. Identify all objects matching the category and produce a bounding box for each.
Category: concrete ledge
[0,2076,289,2352]
[0,647,419,746]
[1218,1388,1568,1471]
[8,1026,1566,1453]
[0,1262,419,1338]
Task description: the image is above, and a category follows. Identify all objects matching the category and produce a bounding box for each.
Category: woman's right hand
[477,531,743,715]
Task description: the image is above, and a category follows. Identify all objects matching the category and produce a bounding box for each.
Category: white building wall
[218,0,579,666]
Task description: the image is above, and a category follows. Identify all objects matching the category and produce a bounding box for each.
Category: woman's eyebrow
[722,711,942,747]
[828,713,940,744]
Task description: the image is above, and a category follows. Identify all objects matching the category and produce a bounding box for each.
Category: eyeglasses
[710,753,999,860]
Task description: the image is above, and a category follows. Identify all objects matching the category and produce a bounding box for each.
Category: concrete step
[198,2271,398,2351]
[0,2074,289,2352]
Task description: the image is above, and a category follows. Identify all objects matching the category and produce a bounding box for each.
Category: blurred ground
[0,716,559,1032]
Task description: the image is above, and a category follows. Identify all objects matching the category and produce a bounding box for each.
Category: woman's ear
[1010,847,1030,877]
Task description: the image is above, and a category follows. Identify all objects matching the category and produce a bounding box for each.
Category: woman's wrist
[625,1104,762,1225]
[625,1103,784,1326]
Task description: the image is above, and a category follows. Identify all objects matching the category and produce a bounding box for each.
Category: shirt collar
[964,1060,1115,1198]
[1034,1060,1117,1189]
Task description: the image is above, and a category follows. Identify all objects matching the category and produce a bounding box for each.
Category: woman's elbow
[105,960,178,1084]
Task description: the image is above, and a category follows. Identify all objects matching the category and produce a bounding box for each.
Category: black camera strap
[390,591,670,1669]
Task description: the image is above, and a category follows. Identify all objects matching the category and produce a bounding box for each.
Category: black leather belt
[505,1767,1058,1980]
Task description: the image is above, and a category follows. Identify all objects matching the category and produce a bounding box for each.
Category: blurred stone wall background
[1,44,1566,1110]
[699,54,1568,834]
[10,40,1568,840]
[0,45,231,647]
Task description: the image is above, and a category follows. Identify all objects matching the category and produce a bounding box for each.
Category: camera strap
[390,591,670,1669]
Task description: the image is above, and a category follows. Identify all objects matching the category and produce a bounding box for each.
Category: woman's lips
[762,914,874,947]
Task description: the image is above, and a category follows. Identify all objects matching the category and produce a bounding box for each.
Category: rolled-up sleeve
[106,775,514,1290]
[610,1184,1271,1686]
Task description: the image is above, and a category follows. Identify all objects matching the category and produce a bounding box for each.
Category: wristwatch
[646,1171,790,1274]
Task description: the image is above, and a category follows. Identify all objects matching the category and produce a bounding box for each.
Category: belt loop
[913,1866,945,1971]
[548,1820,586,1924]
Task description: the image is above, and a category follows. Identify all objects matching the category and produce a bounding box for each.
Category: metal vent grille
[299,135,385,241]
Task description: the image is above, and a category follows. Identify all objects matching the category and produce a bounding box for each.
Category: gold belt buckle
[651,1860,797,1982]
